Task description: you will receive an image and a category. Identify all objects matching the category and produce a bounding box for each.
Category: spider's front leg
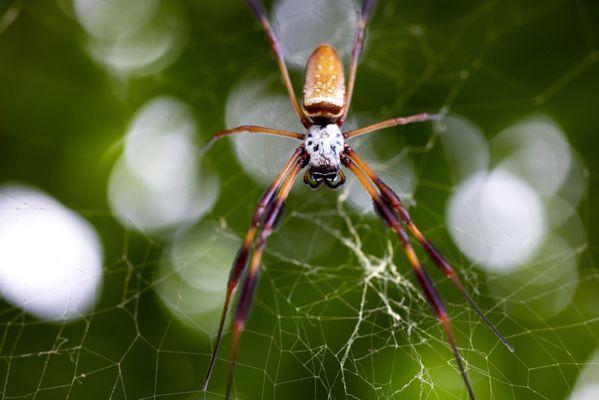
[245,0,310,128]
[340,0,379,125]
[342,151,477,400]
[344,147,513,352]
[203,147,305,391]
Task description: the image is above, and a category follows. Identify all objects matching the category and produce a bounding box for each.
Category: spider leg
[345,147,513,352]
[340,0,379,125]
[344,113,441,139]
[203,147,305,390]
[245,0,310,128]
[224,155,306,399]
[215,126,304,141]
[342,153,476,399]
[200,125,304,154]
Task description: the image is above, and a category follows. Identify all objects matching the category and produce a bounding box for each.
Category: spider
[203,1,513,398]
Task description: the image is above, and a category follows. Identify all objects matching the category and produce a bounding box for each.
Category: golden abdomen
[302,44,346,123]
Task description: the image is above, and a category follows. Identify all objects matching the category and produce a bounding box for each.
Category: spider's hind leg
[224,154,306,399]
[343,153,476,400]
[203,147,305,391]
[345,147,513,352]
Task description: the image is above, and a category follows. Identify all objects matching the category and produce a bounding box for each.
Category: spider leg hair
[224,154,306,400]
[345,147,513,352]
[342,152,476,400]
[340,0,379,125]
[344,112,442,139]
[245,0,310,128]
[203,147,305,391]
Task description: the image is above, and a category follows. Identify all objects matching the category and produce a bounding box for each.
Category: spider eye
[324,171,346,189]
[303,170,323,189]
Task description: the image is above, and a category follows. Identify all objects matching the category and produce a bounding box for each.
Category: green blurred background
[0,0,598,399]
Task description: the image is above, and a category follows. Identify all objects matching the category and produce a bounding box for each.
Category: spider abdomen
[302,44,346,123]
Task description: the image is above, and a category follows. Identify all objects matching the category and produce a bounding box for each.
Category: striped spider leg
[341,147,513,399]
[344,147,514,352]
[223,151,307,399]
[341,152,478,398]
[203,146,305,389]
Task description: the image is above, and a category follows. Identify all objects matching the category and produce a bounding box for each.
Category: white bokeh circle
[493,116,572,199]
[0,185,103,321]
[155,221,239,331]
[568,351,599,400]
[225,80,304,186]
[489,234,578,321]
[447,169,546,272]
[439,114,489,182]
[108,96,220,234]
[273,0,359,68]
[74,0,188,76]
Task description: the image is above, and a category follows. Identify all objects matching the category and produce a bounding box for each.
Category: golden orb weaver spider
[203,1,513,398]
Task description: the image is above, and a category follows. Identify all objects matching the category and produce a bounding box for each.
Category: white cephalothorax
[304,124,344,171]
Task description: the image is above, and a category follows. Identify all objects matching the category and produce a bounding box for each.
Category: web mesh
[0,0,598,400]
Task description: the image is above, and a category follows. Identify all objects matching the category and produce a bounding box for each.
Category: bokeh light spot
[74,0,188,76]
[74,0,158,39]
[225,80,303,186]
[156,221,239,331]
[0,185,103,321]
[493,116,572,199]
[108,96,220,234]
[568,351,599,400]
[439,114,489,182]
[273,0,359,68]
[447,169,545,272]
[490,234,578,321]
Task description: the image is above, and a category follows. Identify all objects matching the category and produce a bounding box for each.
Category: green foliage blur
[0,0,598,399]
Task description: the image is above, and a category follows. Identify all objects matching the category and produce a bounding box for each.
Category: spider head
[303,167,346,190]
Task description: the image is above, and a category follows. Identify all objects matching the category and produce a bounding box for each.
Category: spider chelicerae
[203,1,513,398]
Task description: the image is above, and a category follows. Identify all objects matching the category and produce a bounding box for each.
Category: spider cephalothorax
[204,1,513,399]
[303,124,345,189]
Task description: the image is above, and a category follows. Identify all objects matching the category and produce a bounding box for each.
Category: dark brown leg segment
[345,147,513,352]
[343,154,476,399]
[224,155,306,399]
[203,147,304,391]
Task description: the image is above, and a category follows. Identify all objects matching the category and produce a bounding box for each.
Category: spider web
[0,0,598,400]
